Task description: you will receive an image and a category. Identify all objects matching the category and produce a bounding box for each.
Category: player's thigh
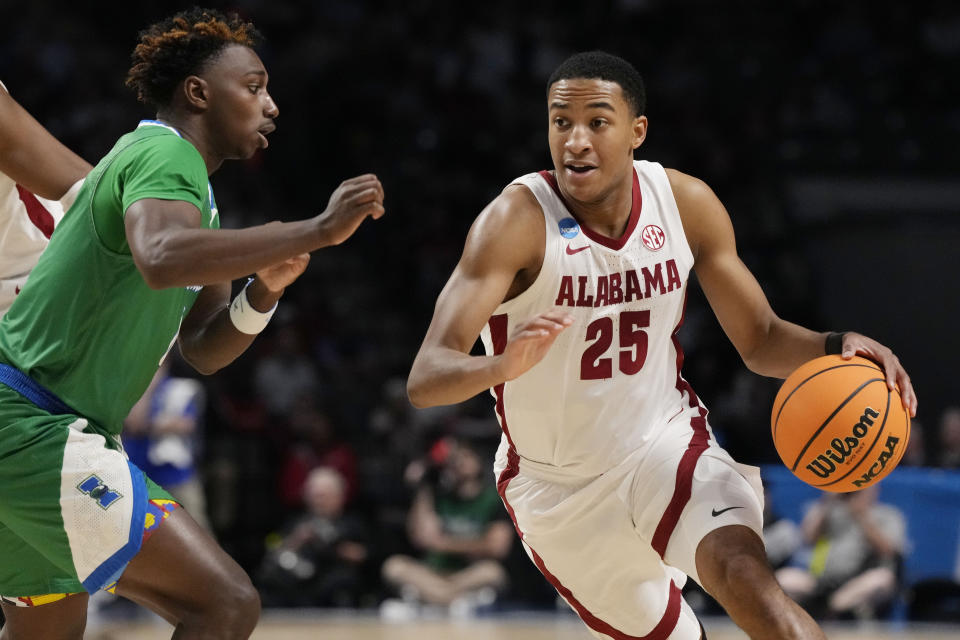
[0,592,88,640]
[663,452,765,586]
[115,507,258,623]
[0,518,86,606]
[0,532,88,640]
[0,403,139,596]
[503,470,702,640]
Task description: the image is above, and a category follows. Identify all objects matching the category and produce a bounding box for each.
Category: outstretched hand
[255,252,310,294]
[316,174,385,246]
[839,332,917,417]
[499,309,575,381]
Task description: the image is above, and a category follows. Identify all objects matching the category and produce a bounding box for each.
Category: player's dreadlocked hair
[126,7,262,109]
[548,51,646,117]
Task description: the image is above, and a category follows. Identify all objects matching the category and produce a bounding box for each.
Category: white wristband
[229,279,278,335]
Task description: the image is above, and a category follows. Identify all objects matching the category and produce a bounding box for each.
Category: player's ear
[632,115,648,150]
[182,75,209,112]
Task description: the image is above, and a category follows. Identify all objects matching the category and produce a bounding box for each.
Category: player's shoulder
[472,181,544,238]
[662,168,733,260]
[112,127,196,161]
[663,168,728,225]
[663,168,717,206]
[460,180,545,272]
[112,128,206,178]
[129,128,199,158]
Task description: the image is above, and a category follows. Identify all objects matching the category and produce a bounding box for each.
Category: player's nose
[565,123,591,153]
[264,92,279,118]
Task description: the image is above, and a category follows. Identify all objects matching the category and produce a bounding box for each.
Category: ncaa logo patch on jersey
[559,217,580,239]
[641,224,665,251]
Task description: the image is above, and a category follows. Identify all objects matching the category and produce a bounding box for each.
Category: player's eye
[248,85,261,94]
[591,118,607,128]
[553,117,568,128]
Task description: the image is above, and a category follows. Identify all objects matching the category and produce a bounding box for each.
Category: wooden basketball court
[88,611,960,639]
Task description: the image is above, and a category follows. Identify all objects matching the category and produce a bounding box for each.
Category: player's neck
[560,173,634,239]
[153,112,224,176]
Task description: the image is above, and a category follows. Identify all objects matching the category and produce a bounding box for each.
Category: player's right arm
[125,174,384,289]
[0,85,91,199]
[407,186,573,408]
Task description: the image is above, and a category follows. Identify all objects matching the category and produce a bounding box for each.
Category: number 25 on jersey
[580,310,650,380]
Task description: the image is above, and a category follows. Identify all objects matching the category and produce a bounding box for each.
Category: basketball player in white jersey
[408,51,917,639]
[0,81,91,317]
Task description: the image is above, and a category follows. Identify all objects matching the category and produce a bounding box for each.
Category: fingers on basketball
[771,355,911,493]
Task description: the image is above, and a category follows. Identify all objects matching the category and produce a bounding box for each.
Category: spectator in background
[257,467,369,607]
[124,357,211,531]
[902,419,927,467]
[936,407,960,469]
[381,437,512,617]
[254,322,320,419]
[775,486,906,620]
[277,395,358,510]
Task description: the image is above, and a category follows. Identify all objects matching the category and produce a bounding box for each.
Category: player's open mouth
[257,123,276,148]
[565,164,596,175]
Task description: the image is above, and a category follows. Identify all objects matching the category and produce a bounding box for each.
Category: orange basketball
[771,355,910,492]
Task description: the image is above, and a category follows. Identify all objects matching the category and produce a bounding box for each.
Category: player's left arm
[177,253,309,375]
[669,169,917,416]
[0,85,91,200]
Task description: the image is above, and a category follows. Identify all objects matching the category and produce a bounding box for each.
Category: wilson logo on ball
[805,407,879,479]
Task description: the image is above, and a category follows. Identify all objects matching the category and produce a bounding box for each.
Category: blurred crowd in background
[3,0,959,624]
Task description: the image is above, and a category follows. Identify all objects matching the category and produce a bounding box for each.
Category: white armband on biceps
[229,279,278,335]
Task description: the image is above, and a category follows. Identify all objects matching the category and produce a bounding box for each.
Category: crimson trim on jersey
[652,292,711,559]
[488,314,517,450]
[488,314,682,640]
[537,168,642,251]
[16,184,55,239]
[496,441,683,640]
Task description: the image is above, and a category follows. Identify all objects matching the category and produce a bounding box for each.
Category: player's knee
[696,527,772,601]
[213,574,260,635]
[707,549,768,599]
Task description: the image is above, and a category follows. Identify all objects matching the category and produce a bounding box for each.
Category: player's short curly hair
[548,51,646,117]
[126,7,262,109]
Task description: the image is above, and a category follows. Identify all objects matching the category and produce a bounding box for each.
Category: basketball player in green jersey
[0,9,384,639]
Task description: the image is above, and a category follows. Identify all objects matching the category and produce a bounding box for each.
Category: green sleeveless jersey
[0,122,219,434]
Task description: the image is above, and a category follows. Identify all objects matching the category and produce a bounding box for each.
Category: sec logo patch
[641,224,665,251]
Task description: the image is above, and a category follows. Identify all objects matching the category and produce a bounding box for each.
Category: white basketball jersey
[480,160,712,477]
[0,171,66,317]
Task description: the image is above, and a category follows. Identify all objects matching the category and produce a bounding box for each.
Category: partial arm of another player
[0,86,91,199]
[125,174,384,290]
[177,252,309,374]
[670,169,917,415]
[407,187,573,408]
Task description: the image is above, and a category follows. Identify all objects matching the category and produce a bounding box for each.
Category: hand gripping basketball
[771,355,911,492]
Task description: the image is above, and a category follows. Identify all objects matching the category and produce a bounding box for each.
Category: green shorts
[0,384,173,596]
